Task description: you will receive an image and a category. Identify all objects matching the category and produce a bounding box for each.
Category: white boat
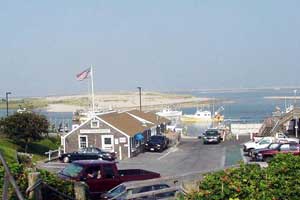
[156,108,182,119]
[181,107,224,122]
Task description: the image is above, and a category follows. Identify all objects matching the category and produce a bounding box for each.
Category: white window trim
[91,120,100,128]
[78,135,88,149]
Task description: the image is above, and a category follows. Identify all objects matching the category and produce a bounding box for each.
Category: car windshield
[205,131,218,136]
[107,184,126,197]
[259,139,270,145]
[61,163,83,178]
[150,136,163,142]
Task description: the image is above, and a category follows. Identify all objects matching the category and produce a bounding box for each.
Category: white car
[243,137,274,156]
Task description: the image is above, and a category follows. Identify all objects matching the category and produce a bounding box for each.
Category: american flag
[76,68,91,81]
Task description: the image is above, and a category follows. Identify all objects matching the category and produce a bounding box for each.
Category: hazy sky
[1,1,300,97]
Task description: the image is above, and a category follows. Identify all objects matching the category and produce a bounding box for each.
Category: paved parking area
[38,137,249,176]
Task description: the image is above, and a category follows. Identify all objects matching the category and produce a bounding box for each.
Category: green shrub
[0,163,73,200]
[184,154,300,200]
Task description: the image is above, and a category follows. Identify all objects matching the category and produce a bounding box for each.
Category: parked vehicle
[58,147,116,163]
[145,135,169,152]
[253,132,299,143]
[58,160,160,197]
[203,129,222,144]
[251,143,281,161]
[100,182,177,199]
[254,143,300,162]
[243,136,299,156]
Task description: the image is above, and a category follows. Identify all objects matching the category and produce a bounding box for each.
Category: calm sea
[178,88,298,136]
[0,88,297,136]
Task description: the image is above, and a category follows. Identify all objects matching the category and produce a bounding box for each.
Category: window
[133,186,153,194]
[91,120,100,128]
[280,144,290,151]
[104,138,112,145]
[85,166,102,179]
[107,185,126,198]
[259,139,270,145]
[61,164,83,178]
[79,135,88,149]
[103,165,115,179]
[290,145,299,151]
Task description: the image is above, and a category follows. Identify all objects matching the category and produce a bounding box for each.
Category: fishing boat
[156,107,183,119]
[181,107,224,122]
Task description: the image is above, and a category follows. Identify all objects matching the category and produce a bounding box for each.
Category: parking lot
[39,136,249,176]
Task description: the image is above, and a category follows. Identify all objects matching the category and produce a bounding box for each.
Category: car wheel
[264,156,273,163]
[247,149,254,157]
[98,157,103,160]
[63,157,70,163]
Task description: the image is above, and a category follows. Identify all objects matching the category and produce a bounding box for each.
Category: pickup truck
[243,136,299,156]
[255,143,300,162]
[58,160,160,198]
[253,133,299,143]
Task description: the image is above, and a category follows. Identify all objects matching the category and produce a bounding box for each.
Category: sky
[0,0,300,97]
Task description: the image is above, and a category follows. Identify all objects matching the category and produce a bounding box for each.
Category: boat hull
[181,115,224,122]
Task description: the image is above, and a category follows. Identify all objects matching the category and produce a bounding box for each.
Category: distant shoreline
[264,96,300,100]
[0,91,233,113]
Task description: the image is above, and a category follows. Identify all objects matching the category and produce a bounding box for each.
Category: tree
[1,112,49,152]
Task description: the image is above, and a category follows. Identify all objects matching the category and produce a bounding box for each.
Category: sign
[115,139,119,145]
[119,137,127,143]
[80,129,111,134]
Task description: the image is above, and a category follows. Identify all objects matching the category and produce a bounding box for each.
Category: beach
[44,91,214,112]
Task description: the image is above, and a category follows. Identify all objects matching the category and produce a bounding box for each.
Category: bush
[184,154,300,200]
[0,163,74,200]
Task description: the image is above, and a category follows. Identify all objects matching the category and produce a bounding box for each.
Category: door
[101,135,114,152]
[84,166,103,194]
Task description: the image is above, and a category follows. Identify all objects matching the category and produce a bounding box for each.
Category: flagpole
[90,65,95,113]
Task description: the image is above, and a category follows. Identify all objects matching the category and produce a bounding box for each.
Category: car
[250,143,281,161]
[145,135,169,152]
[100,182,177,199]
[254,143,300,162]
[243,136,298,156]
[58,147,116,163]
[58,160,160,198]
[203,129,222,144]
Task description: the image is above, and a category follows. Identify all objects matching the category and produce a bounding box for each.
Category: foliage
[0,163,28,199]
[0,98,49,110]
[39,169,74,199]
[0,137,19,164]
[184,154,300,200]
[1,112,49,152]
[0,135,60,166]
[0,163,74,200]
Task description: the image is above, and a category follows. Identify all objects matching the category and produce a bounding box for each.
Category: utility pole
[294,89,297,107]
[6,92,11,117]
[137,87,142,111]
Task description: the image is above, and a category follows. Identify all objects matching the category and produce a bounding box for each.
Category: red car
[255,143,300,162]
[58,160,160,198]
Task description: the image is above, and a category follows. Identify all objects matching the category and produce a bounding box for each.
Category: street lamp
[6,92,11,116]
[137,87,142,111]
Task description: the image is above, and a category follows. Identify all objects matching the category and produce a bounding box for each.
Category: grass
[0,98,49,109]
[0,137,19,164]
[0,135,60,164]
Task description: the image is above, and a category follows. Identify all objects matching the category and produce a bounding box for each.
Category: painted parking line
[157,147,178,160]
[240,148,248,163]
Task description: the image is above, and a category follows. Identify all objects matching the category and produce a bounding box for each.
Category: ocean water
[0,88,297,135]
[0,109,73,130]
[178,88,299,136]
